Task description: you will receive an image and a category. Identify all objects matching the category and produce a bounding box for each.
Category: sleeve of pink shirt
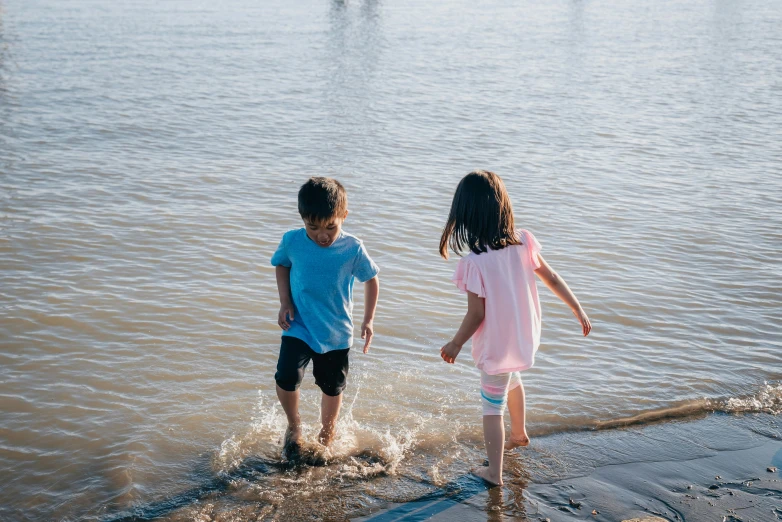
[521,229,542,269]
[452,257,486,297]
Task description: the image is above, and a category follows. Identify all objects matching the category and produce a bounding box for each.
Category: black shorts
[274,336,350,397]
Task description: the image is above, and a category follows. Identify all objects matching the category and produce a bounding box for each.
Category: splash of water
[721,382,782,415]
[215,386,429,480]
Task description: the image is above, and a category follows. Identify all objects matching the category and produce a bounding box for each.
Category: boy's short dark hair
[298,177,348,223]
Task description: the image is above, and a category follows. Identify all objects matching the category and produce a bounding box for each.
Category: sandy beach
[355,412,782,521]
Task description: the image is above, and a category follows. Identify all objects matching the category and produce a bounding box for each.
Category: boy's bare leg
[505,383,530,450]
[276,385,302,444]
[473,414,504,486]
[318,392,343,446]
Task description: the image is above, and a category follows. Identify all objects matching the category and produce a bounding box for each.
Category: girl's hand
[440,341,462,364]
[278,303,294,330]
[361,320,374,353]
[574,307,592,336]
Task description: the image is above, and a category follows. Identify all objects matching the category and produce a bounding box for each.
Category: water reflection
[485,487,504,522]
[567,0,586,47]
[709,0,744,84]
[327,0,383,77]
[0,3,13,178]
[564,0,587,98]
[0,5,9,101]
[323,0,385,165]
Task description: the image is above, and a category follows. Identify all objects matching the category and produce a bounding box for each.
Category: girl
[439,170,591,487]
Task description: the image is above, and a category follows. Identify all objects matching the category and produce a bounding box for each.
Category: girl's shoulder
[462,229,540,266]
[474,229,541,265]
[516,228,542,253]
[516,228,542,268]
[515,228,536,244]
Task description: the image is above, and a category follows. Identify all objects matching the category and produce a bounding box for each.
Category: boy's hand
[440,341,462,364]
[574,307,592,336]
[278,303,294,330]
[361,320,374,353]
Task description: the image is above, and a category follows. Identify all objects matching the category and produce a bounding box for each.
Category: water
[1,0,781,519]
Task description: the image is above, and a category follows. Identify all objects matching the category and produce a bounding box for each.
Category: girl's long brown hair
[439,170,520,259]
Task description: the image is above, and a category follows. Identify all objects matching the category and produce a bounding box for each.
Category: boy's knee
[275,367,304,392]
[312,349,349,397]
[317,379,346,397]
[314,366,348,396]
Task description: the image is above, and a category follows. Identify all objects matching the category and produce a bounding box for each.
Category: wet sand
[99,412,782,521]
[355,413,782,521]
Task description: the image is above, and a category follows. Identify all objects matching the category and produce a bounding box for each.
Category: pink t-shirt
[452,229,542,375]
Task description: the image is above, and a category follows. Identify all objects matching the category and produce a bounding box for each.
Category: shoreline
[97,411,782,521]
[355,412,782,521]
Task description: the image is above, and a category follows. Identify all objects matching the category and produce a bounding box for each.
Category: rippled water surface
[1,0,781,520]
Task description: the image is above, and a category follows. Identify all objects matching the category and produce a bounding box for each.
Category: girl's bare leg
[505,382,530,449]
[473,414,504,486]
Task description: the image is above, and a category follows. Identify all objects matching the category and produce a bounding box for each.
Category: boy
[271,177,380,453]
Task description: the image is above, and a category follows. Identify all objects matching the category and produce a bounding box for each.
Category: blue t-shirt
[270,228,379,353]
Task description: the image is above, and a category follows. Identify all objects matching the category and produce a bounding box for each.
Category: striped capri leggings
[480,370,522,415]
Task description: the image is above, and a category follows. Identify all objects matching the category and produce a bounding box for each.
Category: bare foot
[504,432,530,450]
[472,465,503,487]
[318,426,336,446]
[283,426,302,460]
[284,425,302,444]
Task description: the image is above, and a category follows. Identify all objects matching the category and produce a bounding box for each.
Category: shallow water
[1,0,781,520]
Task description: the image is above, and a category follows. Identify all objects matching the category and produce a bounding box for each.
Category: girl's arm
[276,265,295,330]
[361,276,380,353]
[441,291,485,363]
[535,254,592,336]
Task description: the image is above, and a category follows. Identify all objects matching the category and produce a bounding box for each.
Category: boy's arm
[440,291,485,363]
[534,254,592,336]
[361,276,379,353]
[276,265,295,330]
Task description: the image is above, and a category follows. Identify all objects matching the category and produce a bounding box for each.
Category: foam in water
[593,382,782,432]
[215,388,425,479]
[721,382,782,415]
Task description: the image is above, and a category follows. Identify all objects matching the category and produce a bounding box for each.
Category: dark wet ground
[102,412,782,521]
